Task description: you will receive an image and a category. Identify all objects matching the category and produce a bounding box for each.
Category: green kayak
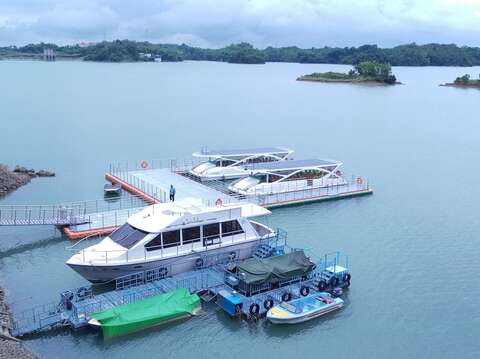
[89,288,201,338]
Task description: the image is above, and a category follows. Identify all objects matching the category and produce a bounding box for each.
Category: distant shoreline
[3,41,480,66]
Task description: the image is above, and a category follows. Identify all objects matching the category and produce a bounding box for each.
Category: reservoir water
[0,61,479,358]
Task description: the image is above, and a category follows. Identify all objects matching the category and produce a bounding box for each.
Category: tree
[455,74,471,84]
[354,61,394,82]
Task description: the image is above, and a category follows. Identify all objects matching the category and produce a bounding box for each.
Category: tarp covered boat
[236,250,315,285]
[89,288,200,338]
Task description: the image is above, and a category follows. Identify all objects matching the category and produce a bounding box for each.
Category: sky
[1,0,480,48]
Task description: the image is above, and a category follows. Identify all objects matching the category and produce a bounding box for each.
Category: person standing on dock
[169,185,176,202]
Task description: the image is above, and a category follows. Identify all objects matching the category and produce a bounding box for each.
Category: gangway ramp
[0,195,151,239]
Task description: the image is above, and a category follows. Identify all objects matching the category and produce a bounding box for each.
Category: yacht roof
[128,199,270,233]
[193,147,292,158]
[243,159,341,172]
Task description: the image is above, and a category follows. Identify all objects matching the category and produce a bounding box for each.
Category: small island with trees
[297,61,399,85]
[441,74,480,88]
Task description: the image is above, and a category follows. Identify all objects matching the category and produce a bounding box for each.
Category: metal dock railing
[106,157,373,209]
[0,195,149,227]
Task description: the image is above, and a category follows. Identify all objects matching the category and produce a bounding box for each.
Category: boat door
[202,223,221,247]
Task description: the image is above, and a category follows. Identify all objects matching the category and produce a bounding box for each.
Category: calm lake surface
[1,61,479,359]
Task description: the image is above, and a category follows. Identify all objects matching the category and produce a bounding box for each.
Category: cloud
[0,0,480,47]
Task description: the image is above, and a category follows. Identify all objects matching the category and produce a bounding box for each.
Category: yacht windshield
[192,161,216,174]
[234,176,262,191]
[109,223,149,249]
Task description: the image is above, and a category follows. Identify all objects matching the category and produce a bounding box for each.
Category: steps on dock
[252,244,274,259]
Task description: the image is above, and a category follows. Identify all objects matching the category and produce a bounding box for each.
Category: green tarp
[91,288,200,338]
[237,250,315,285]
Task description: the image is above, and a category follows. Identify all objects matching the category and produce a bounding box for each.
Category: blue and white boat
[266,292,343,324]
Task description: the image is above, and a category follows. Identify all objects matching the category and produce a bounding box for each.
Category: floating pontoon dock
[0,157,372,240]
[11,235,350,337]
[107,158,373,208]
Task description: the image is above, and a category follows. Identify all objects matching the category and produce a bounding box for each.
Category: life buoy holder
[281,292,292,302]
[140,160,149,169]
[263,299,274,310]
[356,176,363,185]
[249,303,260,315]
[300,286,310,297]
[215,198,223,206]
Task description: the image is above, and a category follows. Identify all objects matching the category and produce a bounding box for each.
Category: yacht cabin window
[215,159,236,167]
[144,233,162,252]
[245,156,275,164]
[222,220,244,236]
[143,220,245,251]
[203,223,220,239]
[283,169,326,181]
[182,226,201,244]
[162,230,181,248]
[110,223,149,249]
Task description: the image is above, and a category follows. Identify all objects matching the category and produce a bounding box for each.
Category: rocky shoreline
[0,165,55,197]
[0,288,40,358]
[0,164,53,358]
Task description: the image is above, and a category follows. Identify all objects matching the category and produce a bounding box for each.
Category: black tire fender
[249,303,260,315]
[281,292,292,302]
[300,286,310,296]
[263,299,274,310]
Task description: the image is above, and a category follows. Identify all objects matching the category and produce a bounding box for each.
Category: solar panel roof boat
[228,158,347,196]
[66,199,276,284]
[189,147,293,181]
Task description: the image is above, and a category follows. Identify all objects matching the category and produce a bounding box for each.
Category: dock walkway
[120,168,238,206]
[0,159,372,240]
[11,245,348,337]
[107,164,373,209]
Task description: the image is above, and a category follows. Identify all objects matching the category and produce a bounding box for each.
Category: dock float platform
[106,161,373,209]
[11,246,350,337]
[0,160,372,240]
[59,164,372,239]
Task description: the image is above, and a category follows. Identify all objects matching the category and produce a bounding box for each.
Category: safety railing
[70,227,270,265]
[249,174,371,206]
[11,301,62,336]
[110,170,168,203]
[0,195,150,226]
[108,158,203,177]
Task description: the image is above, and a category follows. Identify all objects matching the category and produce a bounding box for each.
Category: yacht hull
[67,240,260,284]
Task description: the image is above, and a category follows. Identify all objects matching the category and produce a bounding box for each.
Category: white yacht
[66,199,275,284]
[189,147,293,181]
[228,159,347,196]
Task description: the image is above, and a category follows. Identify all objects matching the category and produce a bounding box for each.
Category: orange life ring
[356,176,363,185]
[140,160,148,169]
[215,198,223,206]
